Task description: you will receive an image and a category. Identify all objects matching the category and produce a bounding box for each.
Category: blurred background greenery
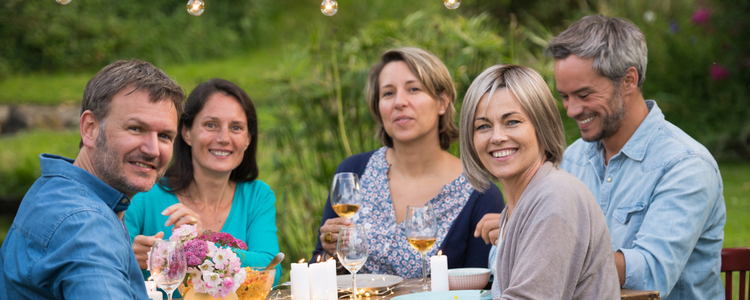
[1,0,748,291]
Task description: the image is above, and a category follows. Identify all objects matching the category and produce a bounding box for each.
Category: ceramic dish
[391,290,492,300]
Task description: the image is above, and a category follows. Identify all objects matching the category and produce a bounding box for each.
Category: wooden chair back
[722,247,750,300]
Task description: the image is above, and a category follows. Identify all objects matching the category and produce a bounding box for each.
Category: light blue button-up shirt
[0,154,150,299]
[561,101,726,300]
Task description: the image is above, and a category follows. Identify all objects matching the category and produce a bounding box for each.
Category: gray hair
[546,15,648,89]
[459,65,565,192]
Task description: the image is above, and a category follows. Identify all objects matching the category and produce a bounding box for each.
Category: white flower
[233,268,247,289]
[203,272,223,288]
[643,10,656,24]
[198,260,215,273]
[213,248,232,269]
[206,242,219,257]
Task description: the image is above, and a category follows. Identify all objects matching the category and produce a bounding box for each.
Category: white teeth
[134,162,151,169]
[492,150,516,158]
[210,150,231,156]
[578,116,595,125]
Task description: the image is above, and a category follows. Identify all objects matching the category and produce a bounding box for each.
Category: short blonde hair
[365,47,458,150]
[459,65,565,192]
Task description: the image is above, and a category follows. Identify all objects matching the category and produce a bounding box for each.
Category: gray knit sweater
[494,162,620,299]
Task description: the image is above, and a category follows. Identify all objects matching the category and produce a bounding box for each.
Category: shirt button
[607,177,612,182]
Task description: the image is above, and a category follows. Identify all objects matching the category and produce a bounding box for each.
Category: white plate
[336,274,404,290]
[391,290,492,300]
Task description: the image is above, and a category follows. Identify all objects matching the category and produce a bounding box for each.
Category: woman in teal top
[125,78,282,286]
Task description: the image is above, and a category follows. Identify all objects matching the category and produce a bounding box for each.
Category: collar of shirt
[40,153,131,213]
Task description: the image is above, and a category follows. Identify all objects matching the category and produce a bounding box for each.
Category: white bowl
[447,268,491,290]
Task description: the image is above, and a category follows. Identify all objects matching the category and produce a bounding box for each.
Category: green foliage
[0,130,81,199]
[0,0,283,78]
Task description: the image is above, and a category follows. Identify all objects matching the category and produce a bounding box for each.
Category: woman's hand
[162,203,203,233]
[474,213,502,245]
[319,217,352,254]
[133,231,164,270]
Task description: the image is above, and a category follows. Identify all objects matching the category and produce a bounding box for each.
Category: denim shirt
[561,101,726,300]
[0,154,149,300]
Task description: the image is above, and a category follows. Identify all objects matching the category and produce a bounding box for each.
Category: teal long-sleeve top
[125,180,282,286]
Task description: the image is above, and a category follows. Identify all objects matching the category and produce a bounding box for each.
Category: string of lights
[54,0,460,16]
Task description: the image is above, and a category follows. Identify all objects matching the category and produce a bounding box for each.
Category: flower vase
[182,288,239,300]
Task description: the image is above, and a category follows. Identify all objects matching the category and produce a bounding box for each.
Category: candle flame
[147,275,153,281]
[317,255,322,263]
[298,258,306,263]
[325,4,332,10]
[326,257,334,262]
[437,250,443,256]
[449,0,455,3]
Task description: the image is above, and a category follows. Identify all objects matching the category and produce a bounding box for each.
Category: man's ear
[80,111,100,148]
[621,67,640,96]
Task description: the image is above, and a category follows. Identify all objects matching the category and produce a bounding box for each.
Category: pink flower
[691,8,711,24]
[710,64,729,81]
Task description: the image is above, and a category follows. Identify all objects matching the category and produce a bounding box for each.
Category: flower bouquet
[149,225,248,299]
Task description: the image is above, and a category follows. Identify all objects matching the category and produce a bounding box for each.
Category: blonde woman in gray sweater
[459,64,620,299]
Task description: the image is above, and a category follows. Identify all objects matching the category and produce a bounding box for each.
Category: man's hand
[133,232,164,269]
[319,218,352,254]
[474,213,502,245]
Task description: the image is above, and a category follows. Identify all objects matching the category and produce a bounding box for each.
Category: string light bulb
[443,0,460,9]
[186,0,205,16]
[321,0,338,16]
[56,0,72,5]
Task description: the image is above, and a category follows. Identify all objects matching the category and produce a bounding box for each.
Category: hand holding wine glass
[337,225,369,300]
[330,172,362,219]
[405,204,438,293]
[149,240,187,300]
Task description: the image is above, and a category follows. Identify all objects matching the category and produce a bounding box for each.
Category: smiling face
[554,55,626,142]
[378,61,447,146]
[182,92,250,177]
[472,89,545,183]
[90,88,178,196]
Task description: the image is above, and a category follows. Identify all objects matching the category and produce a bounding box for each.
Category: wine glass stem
[351,272,358,300]
[420,252,428,291]
[167,291,173,300]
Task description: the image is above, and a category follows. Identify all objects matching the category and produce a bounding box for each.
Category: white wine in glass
[330,172,362,220]
[404,205,438,293]
[337,225,369,300]
[149,240,187,300]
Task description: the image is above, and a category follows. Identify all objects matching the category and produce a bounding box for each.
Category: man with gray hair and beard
[549,15,725,299]
[0,59,184,299]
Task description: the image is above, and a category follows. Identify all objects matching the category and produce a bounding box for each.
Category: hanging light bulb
[443,0,460,9]
[321,0,338,16]
[186,0,205,16]
[56,0,72,5]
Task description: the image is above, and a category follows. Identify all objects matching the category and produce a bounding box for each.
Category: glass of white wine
[330,172,362,220]
[149,240,187,300]
[404,204,438,293]
[337,225,369,300]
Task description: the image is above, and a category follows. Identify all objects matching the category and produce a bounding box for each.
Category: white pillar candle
[325,259,338,300]
[430,251,449,291]
[309,261,328,300]
[291,260,311,300]
[144,281,161,300]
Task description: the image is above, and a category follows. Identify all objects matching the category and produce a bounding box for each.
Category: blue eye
[476,124,490,131]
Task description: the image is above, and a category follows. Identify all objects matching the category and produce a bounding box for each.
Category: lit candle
[430,250,449,291]
[291,258,311,300]
[309,257,328,300]
[144,281,161,300]
[325,258,338,300]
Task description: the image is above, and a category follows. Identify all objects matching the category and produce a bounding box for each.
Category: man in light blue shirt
[0,59,184,299]
[548,15,726,299]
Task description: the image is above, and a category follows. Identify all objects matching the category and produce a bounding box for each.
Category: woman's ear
[438,92,450,115]
[79,110,100,148]
[181,125,192,147]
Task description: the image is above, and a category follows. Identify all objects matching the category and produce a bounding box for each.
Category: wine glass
[404,205,438,293]
[330,172,362,220]
[337,225,369,300]
[149,240,187,300]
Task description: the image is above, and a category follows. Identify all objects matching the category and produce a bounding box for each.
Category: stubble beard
[582,88,626,142]
[92,129,163,196]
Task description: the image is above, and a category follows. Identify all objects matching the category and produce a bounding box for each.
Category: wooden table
[260,279,659,299]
